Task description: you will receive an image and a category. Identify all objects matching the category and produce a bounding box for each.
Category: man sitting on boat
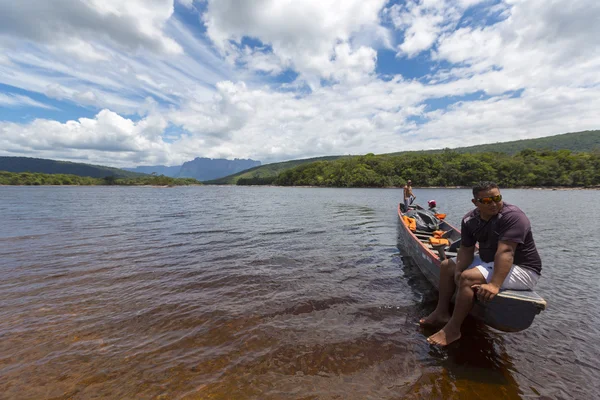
[419,181,542,346]
[427,200,438,214]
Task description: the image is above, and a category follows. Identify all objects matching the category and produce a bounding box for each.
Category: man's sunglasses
[476,194,502,204]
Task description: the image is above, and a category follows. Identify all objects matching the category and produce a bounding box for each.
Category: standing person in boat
[403,180,415,212]
[419,181,542,346]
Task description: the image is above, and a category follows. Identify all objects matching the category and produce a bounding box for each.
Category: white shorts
[460,255,540,290]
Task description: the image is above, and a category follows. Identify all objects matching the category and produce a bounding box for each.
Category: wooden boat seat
[441,229,454,238]
[414,230,454,239]
[415,234,432,240]
[427,240,460,259]
[413,229,461,260]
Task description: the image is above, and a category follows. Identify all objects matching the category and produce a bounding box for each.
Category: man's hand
[471,283,500,302]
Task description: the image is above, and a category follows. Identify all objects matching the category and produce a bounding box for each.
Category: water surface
[1,186,598,399]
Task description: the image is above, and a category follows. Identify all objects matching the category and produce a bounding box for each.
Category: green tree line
[0,171,200,186]
[238,149,600,188]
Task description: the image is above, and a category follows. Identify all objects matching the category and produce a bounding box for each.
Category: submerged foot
[419,311,450,327]
[427,327,461,346]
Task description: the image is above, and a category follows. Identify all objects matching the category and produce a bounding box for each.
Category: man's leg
[427,268,486,346]
[419,258,456,326]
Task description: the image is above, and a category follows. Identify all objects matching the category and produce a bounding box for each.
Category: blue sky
[0,0,598,167]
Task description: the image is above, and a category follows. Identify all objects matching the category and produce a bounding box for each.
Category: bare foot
[426,328,461,346]
[419,310,450,327]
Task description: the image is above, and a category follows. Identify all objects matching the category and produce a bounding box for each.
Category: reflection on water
[0,186,598,399]
[397,248,522,399]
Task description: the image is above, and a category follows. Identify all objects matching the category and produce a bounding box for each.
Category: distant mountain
[122,165,181,177]
[0,156,144,178]
[206,129,600,185]
[178,157,261,181]
[0,156,261,182]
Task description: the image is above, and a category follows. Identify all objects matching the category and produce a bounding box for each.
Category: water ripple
[0,186,597,399]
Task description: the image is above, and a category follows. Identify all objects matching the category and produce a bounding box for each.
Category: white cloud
[0,93,56,110]
[0,52,11,65]
[433,0,600,89]
[0,16,232,114]
[388,0,502,58]
[0,109,171,165]
[239,47,286,75]
[52,38,110,62]
[164,76,484,163]
[458,0,487,7]
[168,81,256,139]
[202,0,388,84]
[388,0,466,58]
[177,0,196,8]
[413,85,600,148]
[331,44,378,83]
[435,26,501,66]
[2,66,599,167]
[0,0,599,168]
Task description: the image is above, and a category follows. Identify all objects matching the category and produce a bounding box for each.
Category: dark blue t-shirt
[461,203,542,274]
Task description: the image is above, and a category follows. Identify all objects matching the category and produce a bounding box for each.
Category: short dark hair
[472,181,499,197]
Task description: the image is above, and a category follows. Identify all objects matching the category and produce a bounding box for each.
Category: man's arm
[455,245,475,271]
[454,245,475,284]
[474,240,517,302]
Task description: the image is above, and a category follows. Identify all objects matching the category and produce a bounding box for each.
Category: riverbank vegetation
[238,149,600,188]
[0,171,200,186]
[208,130,600,185]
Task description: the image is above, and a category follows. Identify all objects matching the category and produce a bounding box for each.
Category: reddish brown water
[1,187,598,399]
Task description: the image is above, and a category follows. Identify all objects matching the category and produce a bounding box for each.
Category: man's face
[472,187,503,218]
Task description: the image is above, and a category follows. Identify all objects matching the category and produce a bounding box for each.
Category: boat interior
[400,203,462,260]
[413,226,460,260]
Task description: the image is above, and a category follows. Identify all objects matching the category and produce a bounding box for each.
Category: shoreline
[411,186,600,190]
[0,184,202,188]
[1,184,598,190]
[240,184,600,190]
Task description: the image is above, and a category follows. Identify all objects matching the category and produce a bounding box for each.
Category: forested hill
[205,129,599,185]
[204,155,344,185]
[271,149,600,188]
[0,157,144,178]
[122,165,182,177]
[388,130,600,156]
[460,129,600,154]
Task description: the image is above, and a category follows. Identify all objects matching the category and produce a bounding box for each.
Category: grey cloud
[511,0,600,62]
[0,0,181,54]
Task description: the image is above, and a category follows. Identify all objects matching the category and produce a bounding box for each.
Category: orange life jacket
[429,237,450,246]
[402,215,417,232]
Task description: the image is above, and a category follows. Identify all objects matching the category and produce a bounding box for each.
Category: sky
[0,0,598,167]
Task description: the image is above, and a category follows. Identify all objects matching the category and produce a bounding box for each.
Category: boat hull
[397,204,546,332]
